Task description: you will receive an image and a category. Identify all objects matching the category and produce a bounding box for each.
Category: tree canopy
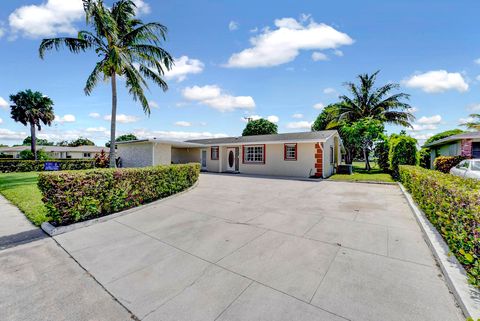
[105,133,138,147]
[22,136,54,146]
[68,137,95,147]
[242,119,278,136]
[423,129,464,146]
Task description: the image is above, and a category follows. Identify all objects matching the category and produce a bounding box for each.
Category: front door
[226,148,236,171]
[201,150,207,170]
[473,142,480,158]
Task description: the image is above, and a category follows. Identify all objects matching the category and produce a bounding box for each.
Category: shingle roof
[423,131,480,148]
[186,130,337,145]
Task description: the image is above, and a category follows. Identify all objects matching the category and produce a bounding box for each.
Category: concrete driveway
[55,173,463,321]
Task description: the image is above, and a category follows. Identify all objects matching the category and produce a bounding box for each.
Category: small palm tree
[461,114,480,131]
[39,0,174,167]
[336,71,415,127]
[10,90,55,160]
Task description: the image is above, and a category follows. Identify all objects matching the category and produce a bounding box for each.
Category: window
[243,145,265,164]
[83,153,91,158]
[211,146,219,160]
[330,146,334,164]
[284,144,297,160]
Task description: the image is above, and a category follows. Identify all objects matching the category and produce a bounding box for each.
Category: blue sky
[0,0,479,146]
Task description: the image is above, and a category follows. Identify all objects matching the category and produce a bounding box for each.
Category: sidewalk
[0,195,133,321]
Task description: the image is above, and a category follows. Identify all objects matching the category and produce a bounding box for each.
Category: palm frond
[39,37,92,59]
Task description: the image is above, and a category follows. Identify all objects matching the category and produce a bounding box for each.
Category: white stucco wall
[171,148,201,164]
[153,143,171,165]
[322,134,340,178]
[117,142,154,167]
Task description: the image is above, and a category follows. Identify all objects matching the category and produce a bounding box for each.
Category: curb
[399,183,480,320]
[324,179,397,186]
[41,180,199,237]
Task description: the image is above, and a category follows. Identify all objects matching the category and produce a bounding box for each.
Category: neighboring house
[424,131,480,167]
[116,130,341,178]
[0,145,108,159]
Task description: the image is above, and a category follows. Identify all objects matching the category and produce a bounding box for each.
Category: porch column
[218,146,223,172]
[315,142,323,177]
[461,139,473,157]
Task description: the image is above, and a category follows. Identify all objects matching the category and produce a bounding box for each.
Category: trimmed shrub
[374,138,390,172]
[433,155,467,173]
[389,135,417,178]
[38,163,200,226]
[418,148,431,169]
[399,165,480,288]
[0,159,98,173]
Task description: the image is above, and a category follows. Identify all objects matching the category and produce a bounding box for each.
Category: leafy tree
[389,135,417,178]
[336,71,415,127]
[39,0,174,167]
[68,137,95,147]
[374,135,390,172]
[461,114,480,131]
[242,119,278,136]
[311,104,340,131]
[105,133,137,147]
[22,136,54,146]
[56,140,70,146]
[341,118,384,171]
[10,90,55,160]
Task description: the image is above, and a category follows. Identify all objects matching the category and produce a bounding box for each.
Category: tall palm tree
[39,0,173,167]
[336,71,415,127]
[461,114,480,131]
[10,90,55,160]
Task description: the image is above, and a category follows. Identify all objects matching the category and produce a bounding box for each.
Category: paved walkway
[0,195,133,321]
[52,174,464,321]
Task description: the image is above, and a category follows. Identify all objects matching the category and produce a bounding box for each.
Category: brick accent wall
[314,143,323,177]
[461,139,473,157]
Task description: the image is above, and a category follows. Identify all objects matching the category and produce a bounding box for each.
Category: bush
[19,149,51,160]
[374,138,390,172]
[389,135,417,178]
[399,165,480,288]
[418,148,431,169]
[433,155,467,173]
[38,163,200,226]
[0,159,97,173]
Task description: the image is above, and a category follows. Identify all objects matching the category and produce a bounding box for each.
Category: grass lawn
[329,161,394,183]
[0,172,48,226]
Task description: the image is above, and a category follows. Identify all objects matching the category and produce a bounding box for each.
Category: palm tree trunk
[30,124,37,160]
[109,72,117,168]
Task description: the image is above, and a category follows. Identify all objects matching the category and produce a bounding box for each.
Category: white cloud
[249,27,258,33]
[55,114,76,123]
[476,75,480,82]
[0,118,3,124]
[88,112,101,119]
[410,124,438,131]
[459,116,475,125]
[467,103,480,112]
[0,27,5,39]
[313,102,325,110]
[474,58,480,65]
[182,85,255,112]
[174,121,192,127]
[103,114,140,123]
[133,129,228,141]
[229,21,239,31]
[323,87,337,95]
[8,0,150,39]
[311,52,328,61]
[164,56,204,82]
[403,70,469,93]
[417,115,442,124]
[286,121,313,129]
[0,97,8,109]
[0,128,27,140]
[267,115,279,123]
[333,49,343,57]
[9,0,84,38]
[407,107,418,114]
[410,132,434,140]
[292,113,304,119]
[149,100,159,109]
[85,126,108,133]
[225,17,353,68]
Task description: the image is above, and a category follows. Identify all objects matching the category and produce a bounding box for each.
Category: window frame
[242,144,266,164]
[210,146,219,160]
[284,143,297,161]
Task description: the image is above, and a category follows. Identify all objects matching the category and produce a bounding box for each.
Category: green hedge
[399,165,480,288]
[38,163,200,226]
[0,159,98,173]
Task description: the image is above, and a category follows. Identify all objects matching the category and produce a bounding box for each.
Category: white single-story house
[424,131,480,167]
[0,145,109,159]
[116,130,341,178]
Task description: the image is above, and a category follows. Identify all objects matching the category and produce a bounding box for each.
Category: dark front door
[472,142,480,158]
